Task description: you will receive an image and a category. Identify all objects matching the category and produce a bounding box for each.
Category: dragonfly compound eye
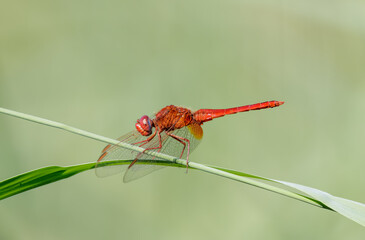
[135,115,153,136]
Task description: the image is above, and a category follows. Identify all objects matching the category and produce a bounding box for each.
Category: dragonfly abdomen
[193,100,284,123]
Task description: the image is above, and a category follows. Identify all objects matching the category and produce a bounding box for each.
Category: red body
[97,100,284,182]
[150,101,284,132]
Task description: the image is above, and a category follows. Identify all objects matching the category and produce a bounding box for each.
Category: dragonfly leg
[128,131,163,169]
[128,130,158,166]
[133,130,157,146]
[166,132,190,172]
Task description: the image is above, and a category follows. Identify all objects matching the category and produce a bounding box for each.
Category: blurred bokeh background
[1,0,365,239]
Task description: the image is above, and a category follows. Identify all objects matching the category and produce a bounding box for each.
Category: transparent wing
[123,122,203,182]
[155,122,203,160]
[95,130,168,178]
[95,122,204,182]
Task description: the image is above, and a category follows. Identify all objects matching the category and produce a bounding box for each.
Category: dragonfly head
[135,115,153,136]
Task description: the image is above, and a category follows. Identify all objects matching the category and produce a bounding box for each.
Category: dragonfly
[96,100,284,182]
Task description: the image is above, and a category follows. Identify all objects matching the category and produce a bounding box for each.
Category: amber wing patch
[187,122,203,140]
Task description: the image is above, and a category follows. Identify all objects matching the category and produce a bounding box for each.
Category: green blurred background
[1,0,365,239]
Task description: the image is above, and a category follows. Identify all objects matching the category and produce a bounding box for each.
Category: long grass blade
[1,107,365,227]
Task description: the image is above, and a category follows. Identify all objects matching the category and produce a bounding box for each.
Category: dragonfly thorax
[135,115,153,136]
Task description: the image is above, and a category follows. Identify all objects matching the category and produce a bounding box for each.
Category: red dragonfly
[96,100,284,182]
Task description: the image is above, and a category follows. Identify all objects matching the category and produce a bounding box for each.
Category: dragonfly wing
[122,132,170,182]
[154,122,203,161]
[95,130,166,178]
[122,124,203,182]
[96,118,204,182]
[123,165,164,183]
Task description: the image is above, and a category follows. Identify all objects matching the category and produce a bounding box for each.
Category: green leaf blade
[1,106,364,227]
[275,180,365,226]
